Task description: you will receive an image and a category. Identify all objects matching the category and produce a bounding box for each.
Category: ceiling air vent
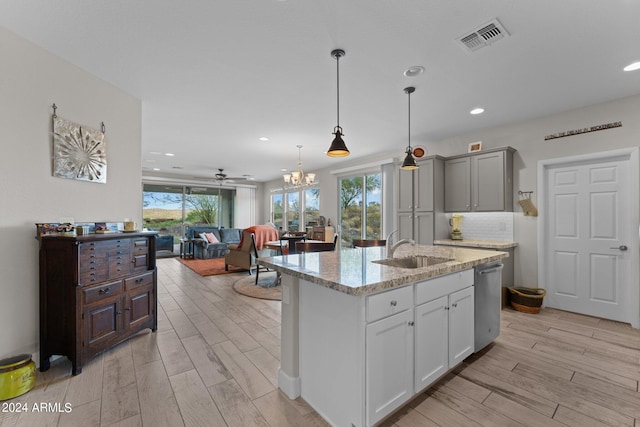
[456,19,509,53]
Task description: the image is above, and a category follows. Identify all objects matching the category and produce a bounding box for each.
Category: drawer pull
[98,288,110,295]
[408,321,414,326]
[390,300,397,307]
[445,306,450,310]
[135,278,144,284]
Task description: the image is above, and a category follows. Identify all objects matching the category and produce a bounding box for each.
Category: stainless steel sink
[372,255,453,269]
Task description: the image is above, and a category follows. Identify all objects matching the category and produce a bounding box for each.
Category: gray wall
[0,27,143,361]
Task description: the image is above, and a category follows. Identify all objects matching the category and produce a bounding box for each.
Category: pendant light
[327,49,350,157]
[400,86,419,170]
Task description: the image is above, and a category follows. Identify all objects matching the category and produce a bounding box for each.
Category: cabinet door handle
[452,303,458,308]
[408,321,414,326]
[98,288,110,295]
[135,278,144,284]
[445,306,450,310]
[390,300,397,307]
[117,310,122,315]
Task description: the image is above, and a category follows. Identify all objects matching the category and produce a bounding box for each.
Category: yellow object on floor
[0,354,36,400]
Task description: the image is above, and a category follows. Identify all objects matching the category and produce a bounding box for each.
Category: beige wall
[262,94,640,288]
[0,27,142,361]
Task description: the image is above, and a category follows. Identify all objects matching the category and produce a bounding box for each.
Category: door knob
[610,245,628,251]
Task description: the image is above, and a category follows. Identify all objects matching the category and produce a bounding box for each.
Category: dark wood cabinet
[38,232,158,375]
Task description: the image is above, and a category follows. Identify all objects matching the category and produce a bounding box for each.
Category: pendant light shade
[327,49,350,157]
[401,148,418,170]
[400,86,419,171]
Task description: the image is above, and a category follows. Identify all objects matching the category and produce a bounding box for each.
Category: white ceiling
[2,0,639,183]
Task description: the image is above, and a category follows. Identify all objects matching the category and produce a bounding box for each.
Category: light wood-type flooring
[2,258,639,426]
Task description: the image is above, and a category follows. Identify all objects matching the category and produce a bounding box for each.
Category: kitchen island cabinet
[259,244,507,427]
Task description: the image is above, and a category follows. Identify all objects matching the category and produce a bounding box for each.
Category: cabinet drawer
[79,254,107,273]
[83,280,123,304]
[367,285,413,323]
[79,269,108,286]
[415,269,474,305]
[132,238,149,253]
[106,240,131,256]
[125,271,154,291]
[79,241,109,256]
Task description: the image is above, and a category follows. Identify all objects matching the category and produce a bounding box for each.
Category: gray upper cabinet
[397,156,444,244]
[444,147,515,212]
[398,167,414,212]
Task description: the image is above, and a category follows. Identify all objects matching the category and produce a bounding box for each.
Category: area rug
[176,257,245,276]
[233,272,281,301]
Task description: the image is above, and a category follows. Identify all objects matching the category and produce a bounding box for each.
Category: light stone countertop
[257,244,508,296]
[434,239,518,249]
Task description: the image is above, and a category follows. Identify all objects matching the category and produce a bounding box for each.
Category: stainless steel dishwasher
[474,262,504,352]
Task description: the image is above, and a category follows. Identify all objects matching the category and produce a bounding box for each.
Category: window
[271,186,320,232]
[286,191,300,231]
[339,173,382,247]
[272,193,283,230]
[304,188,320,226]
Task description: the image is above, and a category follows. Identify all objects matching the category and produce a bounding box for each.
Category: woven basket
[508,287,546,314]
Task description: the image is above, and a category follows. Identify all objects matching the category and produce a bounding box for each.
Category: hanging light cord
[407,89,411,150]
[336,53,340,129]
[404,86,415,151]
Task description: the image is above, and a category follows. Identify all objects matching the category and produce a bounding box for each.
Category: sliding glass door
[143,183,235,244]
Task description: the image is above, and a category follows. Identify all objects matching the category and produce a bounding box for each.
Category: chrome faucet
[385,229,414,258]
[388,239,415,258]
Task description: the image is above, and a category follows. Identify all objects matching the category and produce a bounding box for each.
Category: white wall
[0,27,142,361]
[261,94,640,288]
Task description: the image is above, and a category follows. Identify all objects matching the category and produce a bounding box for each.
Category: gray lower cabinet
[444,147,514,212]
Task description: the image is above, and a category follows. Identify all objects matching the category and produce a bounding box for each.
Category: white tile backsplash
[445,212,514,241]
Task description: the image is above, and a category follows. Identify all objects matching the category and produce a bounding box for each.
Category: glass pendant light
[400,86,418,170]
[327,49,350,157]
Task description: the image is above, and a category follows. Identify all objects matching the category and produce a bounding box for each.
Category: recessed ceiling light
[259,137,269,141]
[404,66,425,77]
[165,153,175,156]
[470,108,485,115]
[623,61,640,72]
[281,168,287,172]
[153,168,160,171]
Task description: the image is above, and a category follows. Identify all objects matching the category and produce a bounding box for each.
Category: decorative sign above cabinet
[544,121,622,141]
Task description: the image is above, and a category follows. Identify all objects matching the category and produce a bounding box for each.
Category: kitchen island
[258,244,508,427]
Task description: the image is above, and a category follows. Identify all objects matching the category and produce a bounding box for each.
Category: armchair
[225,231,274,284]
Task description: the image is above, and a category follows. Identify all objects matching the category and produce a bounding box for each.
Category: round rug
[233,272,281,301]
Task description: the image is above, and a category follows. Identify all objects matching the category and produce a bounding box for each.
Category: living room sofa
[186,226,242,259]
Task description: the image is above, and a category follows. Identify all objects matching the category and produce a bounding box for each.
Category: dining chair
[296,234,339,253]
[352,239,386,248]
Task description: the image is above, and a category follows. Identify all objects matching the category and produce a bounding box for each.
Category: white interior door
[539,148,639,327]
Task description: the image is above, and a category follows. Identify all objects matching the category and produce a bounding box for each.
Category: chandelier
[283,145,316,187]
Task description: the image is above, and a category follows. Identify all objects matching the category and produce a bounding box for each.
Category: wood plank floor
[3,258,639,426]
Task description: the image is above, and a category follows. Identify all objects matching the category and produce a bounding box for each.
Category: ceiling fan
[212,168,252,183]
